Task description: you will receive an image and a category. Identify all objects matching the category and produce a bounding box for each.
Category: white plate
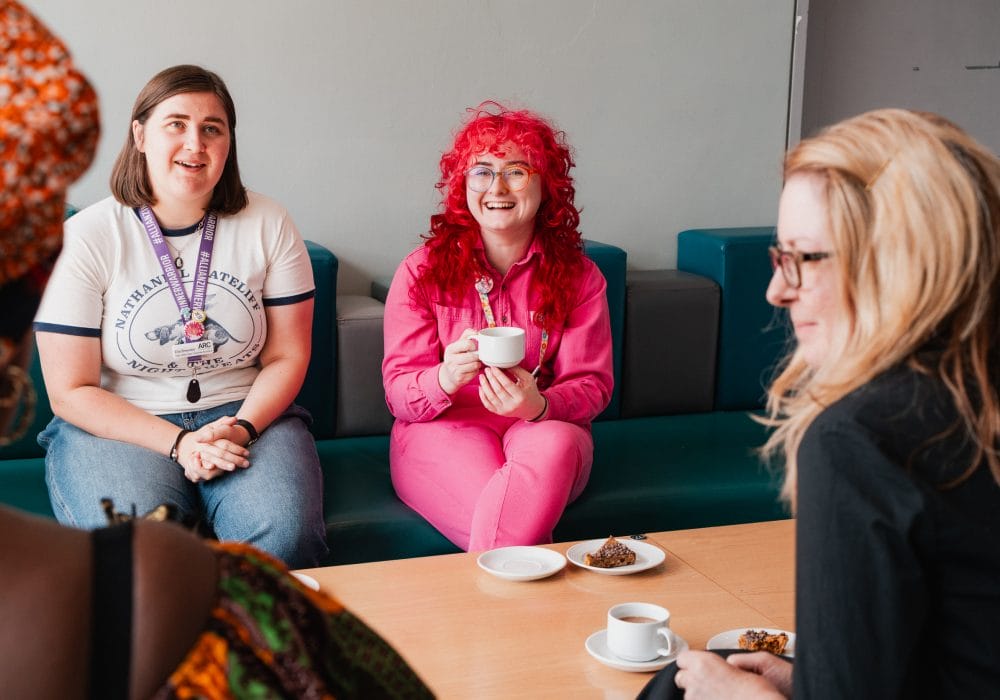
[565,538,666,575]
[290,572,320,591]
[585,629,689,672]
[706,628,796,657]
[477,546,567,581]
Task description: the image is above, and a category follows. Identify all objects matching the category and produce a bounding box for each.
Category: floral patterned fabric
[0,0,99,288]
[154,542,434,700]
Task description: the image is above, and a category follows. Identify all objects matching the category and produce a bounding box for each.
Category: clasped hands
[439,329,545,421]
[174,416,252,483]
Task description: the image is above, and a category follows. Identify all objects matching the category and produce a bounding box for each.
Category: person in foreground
[656,109,1000,698]
[382,102,613,551]
[0,505,432,699]
[34,65,327,568]
[0,0,99,444]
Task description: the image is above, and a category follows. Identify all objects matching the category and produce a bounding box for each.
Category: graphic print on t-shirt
[144,312,243,348]
[113,267,265,377]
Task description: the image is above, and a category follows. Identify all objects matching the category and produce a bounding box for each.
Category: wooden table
[299,519,795,699]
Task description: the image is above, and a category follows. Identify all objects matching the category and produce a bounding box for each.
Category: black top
[89,522,133,700]
[794,366,1000,698]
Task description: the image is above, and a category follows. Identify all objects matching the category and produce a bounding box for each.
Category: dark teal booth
[677,227,791,410]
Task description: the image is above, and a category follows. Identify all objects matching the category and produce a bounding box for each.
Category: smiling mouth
[175,160,206,170]
[485,202,514,210]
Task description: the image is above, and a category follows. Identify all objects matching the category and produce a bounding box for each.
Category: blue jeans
[39,400,328,568]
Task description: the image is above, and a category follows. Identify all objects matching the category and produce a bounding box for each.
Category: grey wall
[800,0,1000,151]
[32,0,795,293]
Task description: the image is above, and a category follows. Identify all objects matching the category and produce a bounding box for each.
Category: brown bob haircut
[110,64,248,214]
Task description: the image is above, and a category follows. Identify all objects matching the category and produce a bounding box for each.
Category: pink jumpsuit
[382,240,614,551]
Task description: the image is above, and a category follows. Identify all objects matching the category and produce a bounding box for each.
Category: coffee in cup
[473,327,526,369]
[607,602,676,662]
[619,616,657,624]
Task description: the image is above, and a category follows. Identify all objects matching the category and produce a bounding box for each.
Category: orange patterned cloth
[154,542,434,699]
[0,0,99,287]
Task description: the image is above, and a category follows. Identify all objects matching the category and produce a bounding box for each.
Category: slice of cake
[738,629,789,655]
[584,536,637,568]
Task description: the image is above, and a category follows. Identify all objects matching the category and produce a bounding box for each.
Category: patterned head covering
[0,0,99,287]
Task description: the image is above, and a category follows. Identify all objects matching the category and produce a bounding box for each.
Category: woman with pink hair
[382,102,613,551]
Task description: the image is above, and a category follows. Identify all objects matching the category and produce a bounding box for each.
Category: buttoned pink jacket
[382,239,614,426]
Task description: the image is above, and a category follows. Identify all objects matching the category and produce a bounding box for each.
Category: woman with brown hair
[33,65,327,568]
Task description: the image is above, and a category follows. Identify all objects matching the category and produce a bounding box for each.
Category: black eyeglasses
[768,245,833,289]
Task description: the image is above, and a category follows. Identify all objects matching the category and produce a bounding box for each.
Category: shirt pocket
[434,303,480,346]
[434,303,478,322]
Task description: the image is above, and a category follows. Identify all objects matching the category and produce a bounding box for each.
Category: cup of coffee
[473,327,526,369]
[606,602,677,662]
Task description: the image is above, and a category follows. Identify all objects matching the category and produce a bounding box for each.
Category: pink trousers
[389,406,593,552]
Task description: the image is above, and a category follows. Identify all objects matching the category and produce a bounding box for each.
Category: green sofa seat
[0,456,51,517]
[318,411,784,565]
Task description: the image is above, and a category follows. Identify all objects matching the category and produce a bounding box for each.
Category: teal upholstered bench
[318,411,786,565]
[1,234,791,566]
[677,227,790,410]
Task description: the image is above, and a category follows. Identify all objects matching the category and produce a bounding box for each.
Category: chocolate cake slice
[738,629,789,655]
[584,536,637,568]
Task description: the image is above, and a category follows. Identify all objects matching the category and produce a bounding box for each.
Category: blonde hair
[763,109,1000,507]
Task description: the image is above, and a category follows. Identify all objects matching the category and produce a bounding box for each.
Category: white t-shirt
[35,191,314,414]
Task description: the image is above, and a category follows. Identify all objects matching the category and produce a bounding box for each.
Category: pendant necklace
[164,222,204,270]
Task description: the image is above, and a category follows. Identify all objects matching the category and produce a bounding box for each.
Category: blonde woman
[656,110,1000,698]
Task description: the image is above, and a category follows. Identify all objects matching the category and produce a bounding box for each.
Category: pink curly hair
[417,101,584,328]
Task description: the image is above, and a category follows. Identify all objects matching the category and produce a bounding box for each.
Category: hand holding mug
[438,328,483,395]
[472,327,525,368]
[479,365,546,420]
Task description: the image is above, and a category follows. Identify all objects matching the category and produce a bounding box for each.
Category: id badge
[172,339,215,359]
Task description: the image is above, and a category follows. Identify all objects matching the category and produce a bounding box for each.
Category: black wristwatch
[234,418,260,446]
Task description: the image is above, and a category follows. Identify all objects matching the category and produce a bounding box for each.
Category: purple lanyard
[139,206,217,323]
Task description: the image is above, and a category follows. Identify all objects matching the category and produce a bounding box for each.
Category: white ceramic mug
[473,327,526,368]
[606,602,676,662]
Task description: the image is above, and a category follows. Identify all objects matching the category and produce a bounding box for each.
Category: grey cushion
[621,270,719,418]
[335,295,394,437]
[370,277,391,304]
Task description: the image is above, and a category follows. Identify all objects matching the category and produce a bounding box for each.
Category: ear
[132,120,145,152]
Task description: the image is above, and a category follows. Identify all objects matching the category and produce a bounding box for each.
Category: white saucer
[585,629,688,672]
[477,546,567,581]
[290,572,320,591]
[566,538,666,575]
[706,628,796,657]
